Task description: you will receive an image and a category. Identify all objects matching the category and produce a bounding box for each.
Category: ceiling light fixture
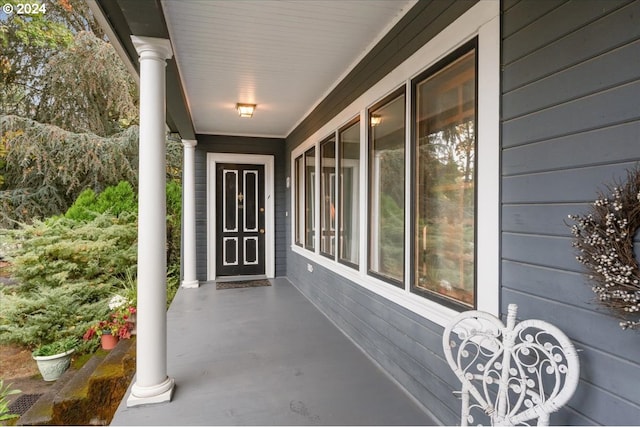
[370,114,382,127]
[236,103,256,118]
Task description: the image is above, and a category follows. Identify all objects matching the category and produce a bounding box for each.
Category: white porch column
[128,36,174,407]
[181,139,199,288]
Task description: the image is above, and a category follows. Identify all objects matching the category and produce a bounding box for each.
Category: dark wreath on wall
[567,168,640,330]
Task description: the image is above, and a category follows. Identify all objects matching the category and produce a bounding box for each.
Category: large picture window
[413,41,477,308]
[338,120,360,267]
[368,91,405,285]
[320,135,336,257]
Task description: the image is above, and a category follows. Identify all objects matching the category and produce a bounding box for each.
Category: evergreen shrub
[0,179,182,349]
[166,179,181,267]
[65,181,137,221]
[7,213,137,289]
[0,182,138,348]
[0,282,111,348]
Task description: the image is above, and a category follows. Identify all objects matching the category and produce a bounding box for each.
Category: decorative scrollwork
[443,305,580,426]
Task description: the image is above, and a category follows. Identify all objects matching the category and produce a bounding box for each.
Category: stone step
[17,338,136,426]
[17,355,104,426]
[51,338,135,425]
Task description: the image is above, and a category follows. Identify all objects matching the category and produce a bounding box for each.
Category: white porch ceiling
[160,0,415,138]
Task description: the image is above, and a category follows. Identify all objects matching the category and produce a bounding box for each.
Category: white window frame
[290,1,499,327]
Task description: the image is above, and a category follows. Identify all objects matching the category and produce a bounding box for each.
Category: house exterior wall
[501,0,640,424]
[285,2,480,425]
[282,0,640,425]
[194,135,287,280]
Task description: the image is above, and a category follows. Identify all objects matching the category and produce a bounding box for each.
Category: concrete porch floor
[111,278,437,425]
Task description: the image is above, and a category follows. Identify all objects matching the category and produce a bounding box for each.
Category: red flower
[84,302,137,343]
[119,323,134,339]
[83,327,96,341]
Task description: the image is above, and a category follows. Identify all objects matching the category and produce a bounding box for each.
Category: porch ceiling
[160,0,415,138]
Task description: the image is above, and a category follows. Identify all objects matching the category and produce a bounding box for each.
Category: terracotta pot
[101,333,119,350]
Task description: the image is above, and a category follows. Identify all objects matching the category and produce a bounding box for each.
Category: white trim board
[207,153,275,280]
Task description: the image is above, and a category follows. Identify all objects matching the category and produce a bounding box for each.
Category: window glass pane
[304,147,316,251]
[320,135,336,256]
[414,49,476,308]
[294,156,303,246]
[369,93,405,283]
[339,121,360,266]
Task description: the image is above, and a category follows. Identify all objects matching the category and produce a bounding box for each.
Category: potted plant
[110,291,137,335]
[83,301,136,350]
[32,336,78,381]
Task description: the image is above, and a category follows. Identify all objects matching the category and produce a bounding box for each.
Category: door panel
[223,169,238,232]
[216,163,265,276]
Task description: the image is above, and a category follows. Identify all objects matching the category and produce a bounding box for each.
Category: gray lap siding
[502,0,640,424]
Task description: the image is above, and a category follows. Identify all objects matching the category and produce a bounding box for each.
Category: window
[290,1,499,323]
[294,155,303,246]
[320,135,336,257]
[304,147,316,251]
[413,41,476,309]
[368,90,405,285]
[338,119,360,267]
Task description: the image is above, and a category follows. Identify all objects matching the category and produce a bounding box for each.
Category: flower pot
[33,349,74,381]
[101,333,119,350]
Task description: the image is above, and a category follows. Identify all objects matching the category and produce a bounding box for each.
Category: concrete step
[17,355,104,426]
[52,338,135,425]
[17,338,136,426]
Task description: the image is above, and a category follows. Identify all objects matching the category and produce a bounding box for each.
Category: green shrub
[0,211,136,348]
[5,213,137,289]
[0,282,110,348]
[166,179,181,267]
[62,188,98,221]
[65,181,137,221]
[0,179,181,349]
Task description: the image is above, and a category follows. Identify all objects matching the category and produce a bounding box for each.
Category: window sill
[291,244,459,329]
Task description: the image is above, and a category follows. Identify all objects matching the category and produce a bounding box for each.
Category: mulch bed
[216,279,271,290]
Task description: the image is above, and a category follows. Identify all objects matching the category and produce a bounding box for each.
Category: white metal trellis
[442,304,580,426]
